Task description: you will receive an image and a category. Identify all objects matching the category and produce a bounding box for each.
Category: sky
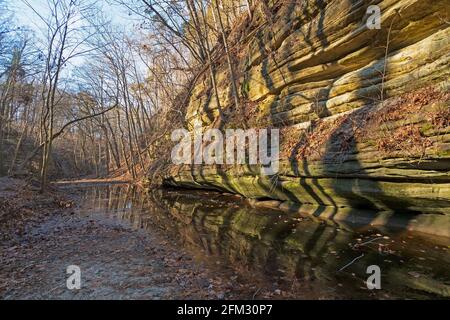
[7,0,139,66]
[2,0,150,85]
[10,0,134,32]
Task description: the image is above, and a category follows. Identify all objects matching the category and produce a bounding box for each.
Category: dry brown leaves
[367,86,450,125]
[280,115,354,162]
[279,85,449,162]
[0,177,73,241]
[376,124,433,155]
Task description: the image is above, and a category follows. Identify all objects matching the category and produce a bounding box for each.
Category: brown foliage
[280,86,450,163]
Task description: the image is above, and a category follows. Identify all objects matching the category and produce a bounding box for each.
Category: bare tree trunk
[194,0,225,128]
[212,0,241,114]
[245,0,253,20]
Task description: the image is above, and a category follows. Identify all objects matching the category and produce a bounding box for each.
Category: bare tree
[212,0,240,113]
[23,0,101,190]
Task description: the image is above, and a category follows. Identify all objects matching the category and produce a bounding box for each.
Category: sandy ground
[0,177,286,300]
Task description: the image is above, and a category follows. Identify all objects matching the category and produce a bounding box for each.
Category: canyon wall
[163,0,450,234]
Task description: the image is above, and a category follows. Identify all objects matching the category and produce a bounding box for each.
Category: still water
[73,183,449,299]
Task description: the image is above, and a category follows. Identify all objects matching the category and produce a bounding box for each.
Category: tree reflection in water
[76,183,450,299]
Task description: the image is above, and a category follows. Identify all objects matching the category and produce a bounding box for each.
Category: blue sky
[10,0,134,31]
[6,0,144,78]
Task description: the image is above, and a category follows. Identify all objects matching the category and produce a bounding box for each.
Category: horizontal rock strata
[163,0,450,235]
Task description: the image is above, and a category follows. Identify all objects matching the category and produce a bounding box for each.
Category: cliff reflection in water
[77,183,450,299]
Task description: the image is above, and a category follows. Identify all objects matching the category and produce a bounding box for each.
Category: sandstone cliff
[162,0,450,235]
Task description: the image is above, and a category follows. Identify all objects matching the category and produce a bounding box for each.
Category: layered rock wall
[163,0,450,229]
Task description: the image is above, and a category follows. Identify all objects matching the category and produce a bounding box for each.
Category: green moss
[420,122,434,135]
[240,79,250,98]
[437,149,450,157]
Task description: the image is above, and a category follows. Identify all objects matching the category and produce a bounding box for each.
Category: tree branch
[16,105,117,171]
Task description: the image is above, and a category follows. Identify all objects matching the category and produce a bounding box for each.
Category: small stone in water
[408,271,421,278]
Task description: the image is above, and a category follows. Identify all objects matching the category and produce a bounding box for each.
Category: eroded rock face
[164,0,450,232]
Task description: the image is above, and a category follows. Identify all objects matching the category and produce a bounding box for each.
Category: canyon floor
[0,178,322,300]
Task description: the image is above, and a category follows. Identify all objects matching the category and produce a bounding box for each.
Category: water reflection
[76,183,450,299]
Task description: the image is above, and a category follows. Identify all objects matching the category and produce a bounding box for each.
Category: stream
[68,182,449,299]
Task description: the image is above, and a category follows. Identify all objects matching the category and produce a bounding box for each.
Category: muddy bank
[0,179,314,299]
[0,177,74,243]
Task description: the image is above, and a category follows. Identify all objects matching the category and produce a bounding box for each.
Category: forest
[0,0,449,302]
[0,0,253,189]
